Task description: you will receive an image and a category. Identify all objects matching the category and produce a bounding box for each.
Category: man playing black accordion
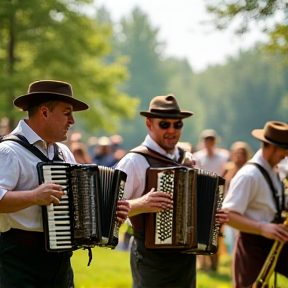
[0,80,130,288]
[116,94,228,288]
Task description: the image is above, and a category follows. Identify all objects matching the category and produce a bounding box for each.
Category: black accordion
[37,162,127,252]
[144,166,225,254]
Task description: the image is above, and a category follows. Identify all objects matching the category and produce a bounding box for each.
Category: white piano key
[49,220,70,225]
[48,226,71,231]
[49,235,72,241]
[49,231,71,236]
[48,215,70,220]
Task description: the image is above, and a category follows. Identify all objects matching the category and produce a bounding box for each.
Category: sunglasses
[158,121,184,130]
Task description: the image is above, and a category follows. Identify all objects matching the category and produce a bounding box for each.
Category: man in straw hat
[222,120,288,287]
[116,94,228,288]
[0,80,130,288]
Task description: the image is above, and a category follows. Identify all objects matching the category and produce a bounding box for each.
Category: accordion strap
[130,145,182,166]
[0,134,62,163]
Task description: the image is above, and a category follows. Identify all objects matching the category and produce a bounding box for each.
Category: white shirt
[0,120,76,232]
[193,148,229,175]
[116,134,182,200]
[222,149,283,223]
[278,157,288,180]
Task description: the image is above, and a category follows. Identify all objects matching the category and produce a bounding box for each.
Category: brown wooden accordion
[37,162,127,252]
[144,166,225,254]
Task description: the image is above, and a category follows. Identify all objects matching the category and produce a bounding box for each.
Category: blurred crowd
[65,131,127,167]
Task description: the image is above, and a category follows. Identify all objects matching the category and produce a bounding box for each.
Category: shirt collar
[12,119,48,151]
[251,149,275,174]
[142,134,179,160]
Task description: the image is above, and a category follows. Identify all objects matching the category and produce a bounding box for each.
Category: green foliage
[0,0,138,132]
[204,0,288,63]
[105,7,170,148]
[191,47,288,152]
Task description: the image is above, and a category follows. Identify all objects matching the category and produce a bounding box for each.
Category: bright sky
[93,0,268,72]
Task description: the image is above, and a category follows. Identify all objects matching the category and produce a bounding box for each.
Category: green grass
[72,247,234,288]
[72,246,288,288]
[72,247,132,288]
[72,227,288,288]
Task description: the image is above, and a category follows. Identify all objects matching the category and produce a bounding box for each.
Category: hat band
[265,135,288,147]
[150,109,181,114]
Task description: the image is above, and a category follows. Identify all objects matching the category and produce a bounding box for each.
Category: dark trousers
[234,232,288,288]
[0,229,74,288]
[130,235,196,288]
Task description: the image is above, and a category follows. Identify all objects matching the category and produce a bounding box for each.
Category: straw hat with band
[14,80,89,112]
[252,121,288,150]
[140,94,193,119]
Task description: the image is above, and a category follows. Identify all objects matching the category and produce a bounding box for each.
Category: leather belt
[1,228,45,249]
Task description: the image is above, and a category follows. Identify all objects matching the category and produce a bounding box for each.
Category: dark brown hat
[252,121,288,150]
[13,80,89,112]
[140,94,193,119]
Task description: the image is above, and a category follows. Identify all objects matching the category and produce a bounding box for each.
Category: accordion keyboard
[42,165,73,250]
[155,171,175,244]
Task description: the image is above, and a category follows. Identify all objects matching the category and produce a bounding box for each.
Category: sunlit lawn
[72,226,288,288]
[72,243,288,288]
[72,245,234,288]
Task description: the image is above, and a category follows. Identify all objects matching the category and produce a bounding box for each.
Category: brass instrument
[252,177,288,288]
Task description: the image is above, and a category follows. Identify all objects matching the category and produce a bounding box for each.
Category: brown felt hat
[252,121,288,150]
[140,94,193,119]
[13,80,89,112]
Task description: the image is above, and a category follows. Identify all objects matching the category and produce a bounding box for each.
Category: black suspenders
[0,134,63,163]
[247,162,285,222]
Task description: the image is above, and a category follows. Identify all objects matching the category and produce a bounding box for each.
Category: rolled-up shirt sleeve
[116,153,148,200]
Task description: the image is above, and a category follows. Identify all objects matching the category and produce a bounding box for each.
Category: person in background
[222,121,288,287]
[221,141,253,256]
[116,94,228,288]
[66,131,93,164]
[70,141,93,164]
[92,136,118,167]
[86,136,98,159]
[0,80,130,288]
[177,141,194,153]
[193,129,230,271]
[194,129,230,175]
[222,141,253,196]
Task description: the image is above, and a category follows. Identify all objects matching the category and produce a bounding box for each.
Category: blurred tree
[204,0,288,63]
[107,7,170,149]
[162,57,202,146]
[193,46,288,152]
[0,0,138,133]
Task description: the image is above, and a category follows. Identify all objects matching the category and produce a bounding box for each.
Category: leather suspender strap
[247,162,284,222]
[130,145,182,166]
[0,134,62,163]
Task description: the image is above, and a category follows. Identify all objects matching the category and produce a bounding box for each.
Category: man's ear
[40,106,49,119]
[146,118,153,131]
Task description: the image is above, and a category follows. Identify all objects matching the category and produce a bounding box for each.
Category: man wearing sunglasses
[116,94,228,288]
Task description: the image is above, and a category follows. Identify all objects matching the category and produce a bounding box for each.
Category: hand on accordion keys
[33,183,66,206]
[116,200,131,225]
[135,188,173,214]
[215,209,229,226]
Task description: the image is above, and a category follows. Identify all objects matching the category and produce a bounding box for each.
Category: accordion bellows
[145,166,225,254]
[37,162,127,252]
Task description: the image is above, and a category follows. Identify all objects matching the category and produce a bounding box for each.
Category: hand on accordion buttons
[33,183,65,206]
[215,209,229,225]
[116,200,131,224]
[141,188,173,213]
